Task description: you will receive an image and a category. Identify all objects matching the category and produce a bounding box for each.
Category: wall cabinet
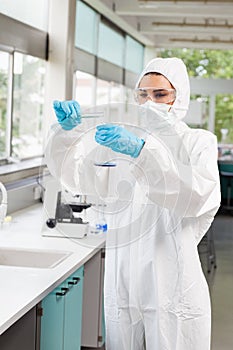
[40,266,84,350]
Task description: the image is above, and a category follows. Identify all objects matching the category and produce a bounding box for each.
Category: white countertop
[0,204,105,335]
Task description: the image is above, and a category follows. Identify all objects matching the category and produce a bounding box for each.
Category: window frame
[0,13,48,179]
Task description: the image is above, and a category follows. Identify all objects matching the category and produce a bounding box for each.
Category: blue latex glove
[53,100,81,130]
[95,124,145,158]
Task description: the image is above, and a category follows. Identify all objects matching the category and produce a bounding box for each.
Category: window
[108,82,124,103]
[98,22,124,67]
[126,86,136,105]
[74,71,96,109]
[0,50,45,162]
[215,94,233,143]
[125,36,144,74]
[74,1,144,88]
[0,51,10,159]
[12,53,45,159]
[96,79,109,106]
[96,79,124,105]
[0,2,48,167]
[75,71,127,107]
[75,0,99,54]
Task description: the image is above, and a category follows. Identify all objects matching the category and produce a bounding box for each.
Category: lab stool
[198,225,217,274]
[220,171,233,211]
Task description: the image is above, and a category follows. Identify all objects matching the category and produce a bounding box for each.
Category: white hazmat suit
[45,57,221,350]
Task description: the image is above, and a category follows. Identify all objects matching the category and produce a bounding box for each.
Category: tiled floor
[203,210,233,350]
[82,210,233,350]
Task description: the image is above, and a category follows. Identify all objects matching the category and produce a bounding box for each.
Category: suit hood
[135,57,190,120]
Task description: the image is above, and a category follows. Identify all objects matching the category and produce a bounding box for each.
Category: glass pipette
[81,112,104,119]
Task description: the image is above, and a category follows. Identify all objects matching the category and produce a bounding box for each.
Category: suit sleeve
[131,130,221,218]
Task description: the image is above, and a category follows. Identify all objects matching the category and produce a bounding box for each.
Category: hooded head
[135,57,190,120]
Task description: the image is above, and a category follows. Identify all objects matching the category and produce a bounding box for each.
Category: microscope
[41,177,108,239]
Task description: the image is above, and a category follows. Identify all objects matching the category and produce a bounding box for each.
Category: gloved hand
[53,100,81,130]
[95,124,145,158]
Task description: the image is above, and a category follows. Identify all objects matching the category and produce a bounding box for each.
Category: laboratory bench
[0,203,106,349]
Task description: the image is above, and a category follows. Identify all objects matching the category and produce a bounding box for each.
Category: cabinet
[40,266,84,350]
[0,306,39,350]
[81,249,105,348]
[218,161,233,207]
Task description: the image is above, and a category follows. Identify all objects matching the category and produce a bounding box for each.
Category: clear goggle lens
[134,88,176,104]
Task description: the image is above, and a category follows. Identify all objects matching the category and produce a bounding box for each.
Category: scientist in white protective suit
[45,57,221,350]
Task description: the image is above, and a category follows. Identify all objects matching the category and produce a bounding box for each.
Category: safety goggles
[134,87,176,104]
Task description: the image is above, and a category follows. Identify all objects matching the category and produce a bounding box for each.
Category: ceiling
[100,0,233,50]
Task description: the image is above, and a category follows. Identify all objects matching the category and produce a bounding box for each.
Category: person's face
[136,73,176,106]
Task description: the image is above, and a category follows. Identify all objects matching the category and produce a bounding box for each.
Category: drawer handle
[70,277,80,285]
[68,281,75,285]
[56,287,69,296]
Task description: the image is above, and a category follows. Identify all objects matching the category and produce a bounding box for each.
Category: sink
[0,247,72,268]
